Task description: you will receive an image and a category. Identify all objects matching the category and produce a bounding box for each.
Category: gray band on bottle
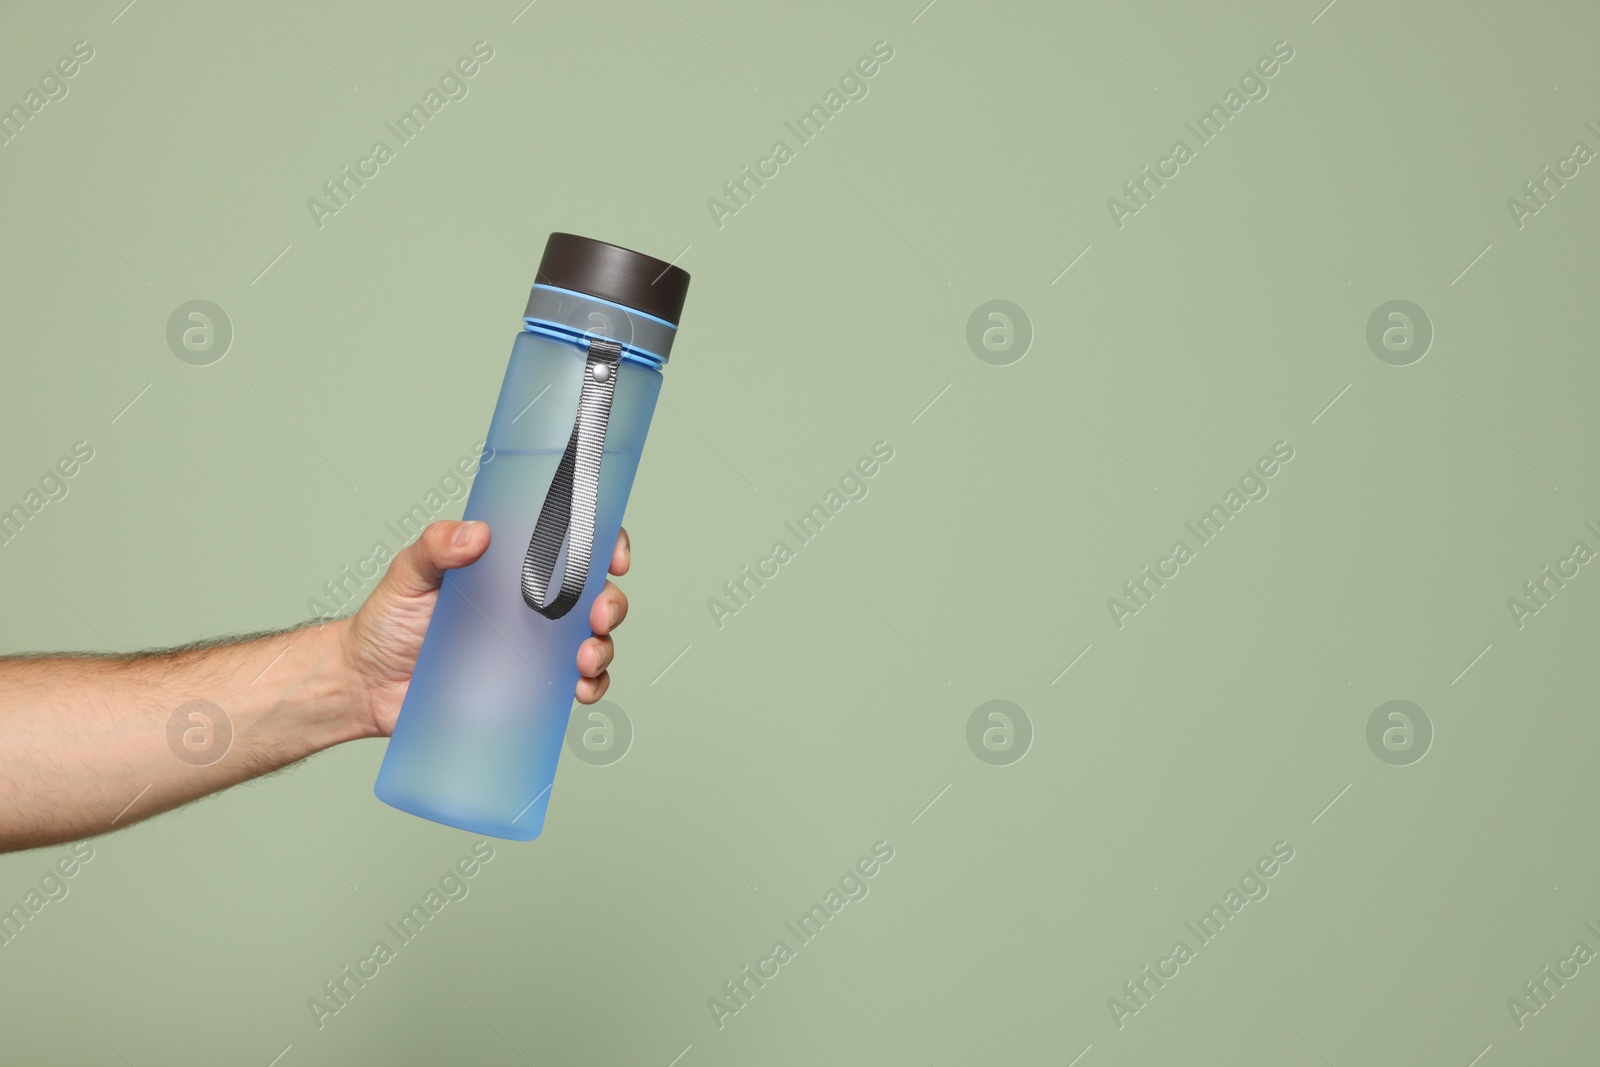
[520,339,622,620]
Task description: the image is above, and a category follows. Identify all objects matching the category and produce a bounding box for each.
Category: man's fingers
[575,671,611,704]
[609,526,630,576]
[578,635,614,678]
[376,521,490,600]
[579,533,627,702]
[589,580,628,635]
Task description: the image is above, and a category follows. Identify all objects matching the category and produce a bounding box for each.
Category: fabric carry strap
[520,339,621,619]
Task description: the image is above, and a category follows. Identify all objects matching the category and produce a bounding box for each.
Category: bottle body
[374,328,661,839]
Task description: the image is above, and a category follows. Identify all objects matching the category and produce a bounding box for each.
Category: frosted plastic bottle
[374,233,689,840]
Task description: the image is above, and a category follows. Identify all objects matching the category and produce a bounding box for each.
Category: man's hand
[340,519,632,739]
[0,519,632,852]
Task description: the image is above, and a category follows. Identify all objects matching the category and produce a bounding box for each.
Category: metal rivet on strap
[591,363,611,382]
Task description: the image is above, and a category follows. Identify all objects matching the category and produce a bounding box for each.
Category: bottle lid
[533,233,690,328]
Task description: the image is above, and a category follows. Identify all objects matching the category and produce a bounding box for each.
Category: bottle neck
[522,284,676,369]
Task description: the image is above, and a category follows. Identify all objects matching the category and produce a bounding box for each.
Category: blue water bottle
[375,233,689,839]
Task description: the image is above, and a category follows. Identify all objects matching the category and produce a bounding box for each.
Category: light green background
[2,0,1598,1063]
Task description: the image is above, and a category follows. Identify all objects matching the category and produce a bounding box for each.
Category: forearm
[0,619,365,853]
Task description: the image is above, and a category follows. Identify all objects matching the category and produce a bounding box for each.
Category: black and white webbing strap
[520,339,622,619]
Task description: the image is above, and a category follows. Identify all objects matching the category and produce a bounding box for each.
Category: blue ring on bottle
[521,320,668,369]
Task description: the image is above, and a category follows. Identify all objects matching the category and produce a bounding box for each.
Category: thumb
[374,520,491,601]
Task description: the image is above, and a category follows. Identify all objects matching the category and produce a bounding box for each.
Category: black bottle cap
[534,232,690,328]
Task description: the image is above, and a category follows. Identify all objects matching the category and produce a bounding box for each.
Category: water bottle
[374,232,689,840]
